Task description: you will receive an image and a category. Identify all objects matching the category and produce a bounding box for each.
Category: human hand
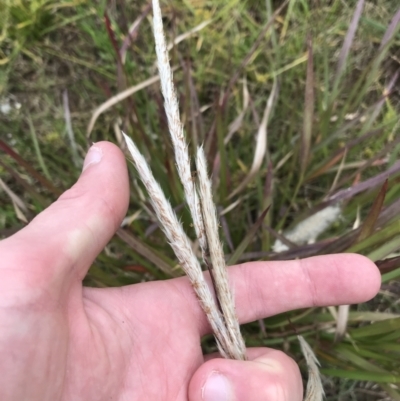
[0,142,381,401]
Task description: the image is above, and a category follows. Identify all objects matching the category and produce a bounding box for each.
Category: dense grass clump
[1,1,400,399]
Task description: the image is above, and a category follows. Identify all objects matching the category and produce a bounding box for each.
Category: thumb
[0,142,129,291]
[189,348,303,401]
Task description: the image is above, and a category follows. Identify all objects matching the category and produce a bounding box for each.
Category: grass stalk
[151,0,209,263]
[27,112,52,181]
[298,335,324,401]
[196,146,246,360]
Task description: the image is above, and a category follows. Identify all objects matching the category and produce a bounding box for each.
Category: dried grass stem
[151,0,208,261]
[196,146,246,360]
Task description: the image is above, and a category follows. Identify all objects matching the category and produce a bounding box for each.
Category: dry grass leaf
[229,79,278,198]
[298,335,324,401]
[87,74,160,137]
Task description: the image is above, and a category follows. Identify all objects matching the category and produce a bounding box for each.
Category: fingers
[189,348,303,401]
[0,142,129,288]
[228,254,381,325]
[169,254,381,335]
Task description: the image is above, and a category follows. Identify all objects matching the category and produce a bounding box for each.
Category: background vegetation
[1,0,400,399]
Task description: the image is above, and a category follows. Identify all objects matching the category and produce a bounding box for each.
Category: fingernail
[202,371,233,401]
[83,145,103,171]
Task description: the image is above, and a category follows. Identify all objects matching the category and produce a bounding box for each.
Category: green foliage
[1,0,400,398]
[0,0,92,91]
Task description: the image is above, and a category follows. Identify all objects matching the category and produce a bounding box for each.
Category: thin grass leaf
[119,3,151,64]
[267,225,297,251]
[308,126,383,180]
[87,74,161,136]
[348,219,400,254]
[261,162,273,252]
[40,45,116,81]
[103,13,128,100]
[186,63,199,149]
[166,20,211,51]
[227,205,270,266]
[367,235,400,261]
[116,228,179,278]
[62,89,81,167]
[321,368,400,384]
[188,63,206,148]
[218,206,234,253]
[360,70,399,134]
[0,139,61,196]
[373,330,400,343]
[379,7,400,51]
[327,161,400,204]
[88,262,129,287]
[379,196,400,225]
[328,148,347,194]
[300,35,314,176]
[376,256,400,274]
[336,131,400,190]
[0,177,29,223]
[103,10,123,66]
[334,344,400,380]
[224,78,249,145]
[382,267,400,283]
[307,151,346,182]
[266,1,280,62]
[229,80,277,198]
[357,179,388,242]
[216,104,228,201]
[0,159,49,208]
[349,311,400,322]
[0,177,28,214]
[279,0,297,43]
[335,0,364,83]
[349,318,400,339]
[319,0,364,136]
[26,112,52,181]
[349,8,400,109]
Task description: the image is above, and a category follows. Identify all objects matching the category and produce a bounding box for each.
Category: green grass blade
[116,228,178,278]
[357,180,388,242]
[349,318,400,339]
[27,112,52,181]
[300,34,314,176]
[227,205,270,266]
[321,368,400,383]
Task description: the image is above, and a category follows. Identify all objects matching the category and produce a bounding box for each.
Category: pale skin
[0,142,381,401]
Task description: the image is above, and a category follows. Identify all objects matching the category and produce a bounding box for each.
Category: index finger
[174,253,380,335]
